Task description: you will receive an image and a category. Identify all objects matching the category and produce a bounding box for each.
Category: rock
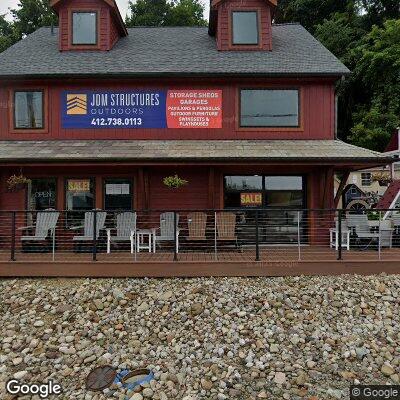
[129,394,143,400]
[201,379,213,390]
[12,357,23,365]
[112,288,125,300]
[160,290,173,301]
[381,364,395,376]
[142,388,153,398]
[190,302,203,316]
[33,320,44,327]
[270,344,279,353]
[93,299,104,310]
[258,391,268,398]
[137,302,150,312]
[326,388,343,399]
[274,372,286,385]
[14,370,28,379]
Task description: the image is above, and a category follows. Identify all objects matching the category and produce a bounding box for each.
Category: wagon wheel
[346,200,369,214]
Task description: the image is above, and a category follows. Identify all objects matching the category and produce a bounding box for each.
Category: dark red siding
[0,78,336,141]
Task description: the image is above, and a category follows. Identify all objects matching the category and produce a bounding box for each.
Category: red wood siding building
[0,0,392,253]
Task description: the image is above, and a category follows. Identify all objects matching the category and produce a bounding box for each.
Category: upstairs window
[361,172,372,186]
[232,11,259,45]
[14,90,44,129]
[72,12,97,45]
[240,89,299,127]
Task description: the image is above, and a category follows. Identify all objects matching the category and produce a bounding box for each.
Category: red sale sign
[166,90,222,129]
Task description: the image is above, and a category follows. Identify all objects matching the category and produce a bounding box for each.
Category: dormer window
[72,12,98,45]
[232,11,259,45]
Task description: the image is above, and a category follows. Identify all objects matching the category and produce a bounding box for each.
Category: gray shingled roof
[0,140,390,163]
[0,25,349,78]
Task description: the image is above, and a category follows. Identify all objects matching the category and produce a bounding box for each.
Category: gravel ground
[0,275,399,400]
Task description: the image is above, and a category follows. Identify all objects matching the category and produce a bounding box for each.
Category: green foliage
[125,0,206,27]
[163,174,189,189]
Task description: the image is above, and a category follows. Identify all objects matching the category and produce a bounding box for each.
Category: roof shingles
[0,25,349,77]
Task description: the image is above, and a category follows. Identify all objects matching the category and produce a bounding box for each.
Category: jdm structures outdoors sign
[62,89,222,129]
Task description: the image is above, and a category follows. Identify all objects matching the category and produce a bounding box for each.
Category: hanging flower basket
[6,174,31,192]
[372,172,392,186]
[163,174,188,189]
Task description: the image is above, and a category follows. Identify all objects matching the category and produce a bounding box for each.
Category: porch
[1,208,400,277]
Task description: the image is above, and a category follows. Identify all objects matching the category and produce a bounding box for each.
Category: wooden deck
[1,246,400,277]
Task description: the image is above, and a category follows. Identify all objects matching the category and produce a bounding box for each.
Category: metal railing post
[378,210,382,260]
[297,211,301,261]
[173,211,178,262]
[214,211,217,261]
[337,209,343,260]
[255,210,260,261]
[11,211,16,261]
[93,210,97,262]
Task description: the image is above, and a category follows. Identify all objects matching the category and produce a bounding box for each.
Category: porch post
[173,211,178,261]
[337,209,343,260]
[92,210,97,262]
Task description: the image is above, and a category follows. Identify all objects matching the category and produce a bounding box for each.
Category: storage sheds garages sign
[62,90,222,129]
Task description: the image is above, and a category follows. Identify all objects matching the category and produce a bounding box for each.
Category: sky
[0,0,209,21]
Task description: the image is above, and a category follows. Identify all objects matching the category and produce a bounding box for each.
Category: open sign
[240,192,262,207]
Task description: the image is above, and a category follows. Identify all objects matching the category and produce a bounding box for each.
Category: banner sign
[62,90,222,129]
[240,192,263,207]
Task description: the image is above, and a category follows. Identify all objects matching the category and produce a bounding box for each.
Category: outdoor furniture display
[71,211,107,252]
[329,219,350,250]
[19,209,60,254]
[216,212,238,248]
[106,212,137,254]
[136,229,156,253]
[347,214,393,249]
[153,212,180,253]
[187,212,207,240]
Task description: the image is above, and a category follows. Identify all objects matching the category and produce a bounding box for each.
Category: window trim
[103,177,134,211]
[231,10,259,46]
[238,87,301,129]
[69,9,99,49]
[9,88,48,134]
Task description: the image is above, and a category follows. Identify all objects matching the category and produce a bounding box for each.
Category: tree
[0,15,15,53]
[125,0,206,27]
[348,20,400,150]
[275,0,352,33]
[10,0,57,39]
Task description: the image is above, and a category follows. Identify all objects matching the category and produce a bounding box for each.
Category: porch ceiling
[0,139,393,166]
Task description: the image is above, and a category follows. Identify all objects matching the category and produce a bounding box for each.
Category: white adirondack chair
[19,209,60,257]
[153,212,180,253]
[72,211,107,241]
[106,212,137,254]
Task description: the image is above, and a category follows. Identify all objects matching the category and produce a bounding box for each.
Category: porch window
[240,89,299,127]
[66,179,94,211]
[361,172,372,186]
[224,175,304,208]
[104,179,133,210]
[265,176,304,208]
[224,176,263,208]
[14,91,44,129]
[72,12,97,45]
[27,178,57,211]
[232,11,259,45]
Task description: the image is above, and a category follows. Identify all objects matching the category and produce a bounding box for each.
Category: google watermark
[6,379,62,398]
[351,386,400,400]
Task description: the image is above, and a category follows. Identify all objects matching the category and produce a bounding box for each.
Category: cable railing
[0,208,399,263]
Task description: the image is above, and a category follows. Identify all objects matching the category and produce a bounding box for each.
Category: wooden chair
[216,212,238,248]
[106,212,137,254]
[19,209,60,254]
[187,212,207,240]
[154,212,180,253]
[71,211,107,252]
